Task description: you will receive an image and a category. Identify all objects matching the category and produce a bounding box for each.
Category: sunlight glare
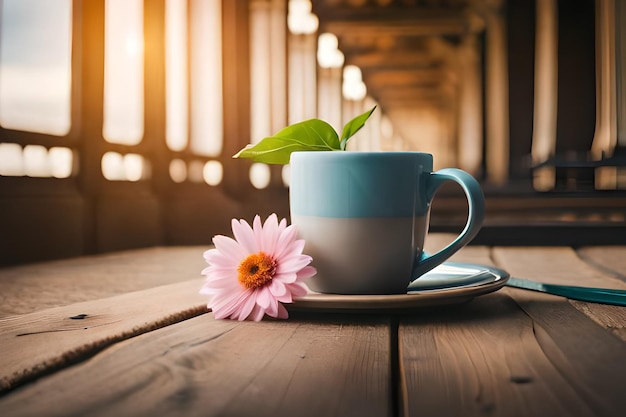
[23,145,51,177]
[123,153,144,182]
[189,0,223,157]
[49,147,74,178]
[250,163,271,189]
[102,152,125,181]
[103,0,144,145]
[169,159,187,183]
[203,160,223,186]
[0,143,24,176]
[166,0,189,152]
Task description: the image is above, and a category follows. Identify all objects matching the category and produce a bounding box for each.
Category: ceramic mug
[289,151,485,294]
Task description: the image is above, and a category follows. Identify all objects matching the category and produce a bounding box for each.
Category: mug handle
[410,168,485,281]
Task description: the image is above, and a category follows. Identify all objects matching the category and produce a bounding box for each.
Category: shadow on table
[287,291,527,325]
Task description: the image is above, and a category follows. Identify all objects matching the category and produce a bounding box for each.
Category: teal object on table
[506,277,626,307]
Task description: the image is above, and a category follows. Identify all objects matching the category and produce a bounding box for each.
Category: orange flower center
[237,251,277,289]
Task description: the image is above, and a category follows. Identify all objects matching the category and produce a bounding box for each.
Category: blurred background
[0,0,625,266]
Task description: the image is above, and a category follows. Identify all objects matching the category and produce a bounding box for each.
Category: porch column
[484,1,510,185]
[249,0,288,143]
[531,0,558,191]
[249,0,288,189]
[457,29,483,177]
[592,0,618,189]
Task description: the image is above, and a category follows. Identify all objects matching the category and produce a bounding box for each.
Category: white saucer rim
[289,262,510,311]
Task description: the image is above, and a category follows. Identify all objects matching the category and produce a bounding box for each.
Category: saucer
[289,262,510,313]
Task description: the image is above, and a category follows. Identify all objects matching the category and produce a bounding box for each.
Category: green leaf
[273,118,341,149]
[233,108,378,164]
[233,119,340,164]
[339,106,377,150]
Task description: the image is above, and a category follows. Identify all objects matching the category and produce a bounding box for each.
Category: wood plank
[400,246,626,416]
[0,246,209,317]
[0,234,490,318]
[492,247,626,289]
[399,292,604,417]
[0,279,207,393]
[493,247,626,341]
[577,246,626,283]
[488,248,626,415]
[574,246,626,341]
[0,313,392,417]
[497,290,626,416]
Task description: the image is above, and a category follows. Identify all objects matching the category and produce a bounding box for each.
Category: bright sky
[1,0,71,66]
[0,0,72,135]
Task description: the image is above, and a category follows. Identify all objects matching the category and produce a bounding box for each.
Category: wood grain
[492,247,626,289]
[498,288,626,416]
[493,247,626,341]
[0,279,207,393]
[0,313,392,417]
[400,245,626,416]
[570,245,626,341]
[0,246,209,317]
[2,241,625,417]
[399,293,604,417]
[490,247,626,416]
[577,246,626,283]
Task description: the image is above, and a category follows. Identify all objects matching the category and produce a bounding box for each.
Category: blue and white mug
[289,151,485,294]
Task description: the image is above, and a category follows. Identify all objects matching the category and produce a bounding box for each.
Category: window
[103,0,144,145]
[164,0,224,185]
[189,0,223,157]
[165,0,189,152]
[0,0,72,136]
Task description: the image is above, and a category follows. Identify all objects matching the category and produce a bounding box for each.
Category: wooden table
[1,235,625,417]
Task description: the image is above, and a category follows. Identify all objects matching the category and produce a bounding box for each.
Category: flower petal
[250,305,265,322]
[236,293,257,321]
[256,288,272,309]
[266,296,279,318]
[275,294,292,304]
[274,225,299,260]
[211,299,240,320]
[210,289,248,318]
[269,279,287,296]
[261,213,279,254]
[276,238,306,263]
[212,235,246,263]
[231,218,258,254]
[208,291,238,312]
[276,303,289,319]
[200,276,238,293]
[252,215,264,250]
[204,268,237,280]
[203,248,219,261]
[204,255,237,270]
[200,214,316,322]
[273,272,298,284]
[278,217,287,233]
[204,249,240,269]
[277,255,313,275]
[286,282,309,297]
[296,265,317,281]
[202,268,239,283]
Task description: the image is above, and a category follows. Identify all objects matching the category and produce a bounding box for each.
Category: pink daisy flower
[200,214,317,321]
